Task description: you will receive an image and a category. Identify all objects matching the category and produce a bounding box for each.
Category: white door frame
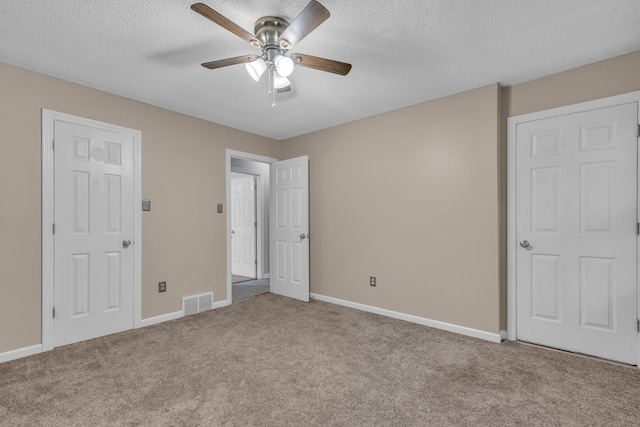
[226,149,277,303]
[41,109,142,351]
[507,91,640,363]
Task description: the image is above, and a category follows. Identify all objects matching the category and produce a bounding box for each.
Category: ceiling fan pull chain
[272,70,277,107]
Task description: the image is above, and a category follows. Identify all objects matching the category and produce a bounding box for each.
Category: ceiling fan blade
[277,1,330,49]
[191,3,261,46]
[291,54,352,76]
[201,55,258,70]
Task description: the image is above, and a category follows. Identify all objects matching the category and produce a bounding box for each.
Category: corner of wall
[498,84,510,332]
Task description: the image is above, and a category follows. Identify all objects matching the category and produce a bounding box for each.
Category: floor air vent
[182,292,214,316]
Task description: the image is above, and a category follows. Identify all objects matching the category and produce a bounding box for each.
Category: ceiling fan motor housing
[254,17,289,45]
[254,16,290,60]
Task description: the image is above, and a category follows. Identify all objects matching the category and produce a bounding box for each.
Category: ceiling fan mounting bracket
[254,16,290,49]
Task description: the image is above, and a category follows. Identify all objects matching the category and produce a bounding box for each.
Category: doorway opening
[227,150,276,302]
[226,149,311,304]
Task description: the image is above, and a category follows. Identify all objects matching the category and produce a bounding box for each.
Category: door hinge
[255,222,258,227]
[255,259,258,265]
[637,124,640,138]
[52,139,55,150]
[52,307,56,319]
[53,223,55,234]
[637,318,639,333]
[636,222,639,235]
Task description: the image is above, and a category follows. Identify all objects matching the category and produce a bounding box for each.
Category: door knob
[519,240,530,249]
[122,239,131,249]
[300,234,309,240]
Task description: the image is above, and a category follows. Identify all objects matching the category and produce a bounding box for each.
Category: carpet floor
[1,293,639,426]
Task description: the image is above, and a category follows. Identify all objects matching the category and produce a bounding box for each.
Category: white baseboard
[310,293,504,344]
[213,299,231,309]
[500,330,508,341]
[139,310,183,328]
[262,273,271,279]
[0,344,42,363]
[140,298,230,328]
[1,300,232,364]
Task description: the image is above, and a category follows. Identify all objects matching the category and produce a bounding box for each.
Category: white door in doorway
[515,103,638,364]
[231,175,257,278]
[54,120,135,347]
[270,156,309,302]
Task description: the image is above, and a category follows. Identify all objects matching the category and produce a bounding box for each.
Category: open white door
[270,156,309,302]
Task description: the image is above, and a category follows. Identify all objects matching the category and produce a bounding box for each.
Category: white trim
[507,107,518,341]
[42,111,55,351]
[133,298,231,328]
[41,110,142,351]
[140,311,183,328]
[310,293,504,343]
[263,273,271,279]
[213,299,231,309]
[507,91,640,364]
[0,344,43,364]
[226,149,278,303]
[637,103,640,368]
[508,91,640,125]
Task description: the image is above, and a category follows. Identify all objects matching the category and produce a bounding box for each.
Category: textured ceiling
[1,1,640,140]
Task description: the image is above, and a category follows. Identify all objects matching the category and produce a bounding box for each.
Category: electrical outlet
[370,276,376,287]
[158,281,167,293]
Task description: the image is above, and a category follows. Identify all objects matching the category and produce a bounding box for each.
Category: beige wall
[279,50,640,336]
[0,62,282,353]
[3,50,640,355]
[283,84,503,333]
[506,51,640,117]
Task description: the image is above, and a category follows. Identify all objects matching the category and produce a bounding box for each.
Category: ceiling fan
[191,1,352,106]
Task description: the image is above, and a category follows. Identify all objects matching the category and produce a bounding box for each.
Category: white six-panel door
[54,120,135,347]
[231,175,257,278]
[270,156,309,302]
[515,103,638,364]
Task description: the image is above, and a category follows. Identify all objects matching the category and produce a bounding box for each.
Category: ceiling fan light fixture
[274,55,295,77]
[273,71,291,89]
[245,58,267,81]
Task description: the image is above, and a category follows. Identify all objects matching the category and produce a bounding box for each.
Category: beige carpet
[1,293,639,426]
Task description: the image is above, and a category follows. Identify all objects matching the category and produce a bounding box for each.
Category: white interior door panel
[515,103,638,364]
[270,156,309,302]
[54,120,135,347]
[231,175,257,278]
